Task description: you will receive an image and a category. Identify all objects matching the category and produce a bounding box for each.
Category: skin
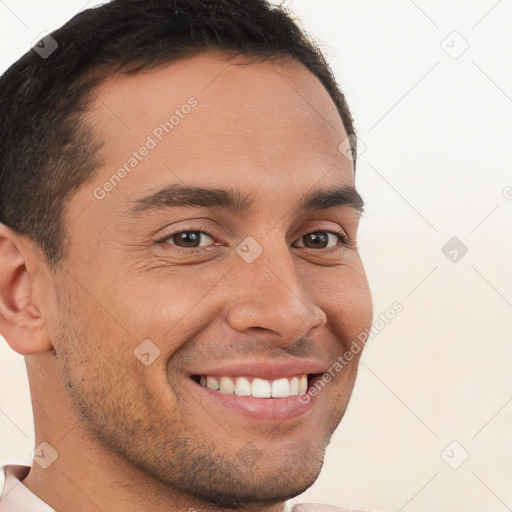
[0,52,373,512]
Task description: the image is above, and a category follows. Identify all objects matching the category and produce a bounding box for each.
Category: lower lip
[187,377,319,422]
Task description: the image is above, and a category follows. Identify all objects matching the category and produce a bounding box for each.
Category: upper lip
[187,360,327,380]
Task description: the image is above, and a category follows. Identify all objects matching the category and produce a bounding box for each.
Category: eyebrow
[128,183,364,216]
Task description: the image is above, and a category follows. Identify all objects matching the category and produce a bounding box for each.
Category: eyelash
[156,228,352,254]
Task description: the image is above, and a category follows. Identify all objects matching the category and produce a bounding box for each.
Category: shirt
[0,464,374,512]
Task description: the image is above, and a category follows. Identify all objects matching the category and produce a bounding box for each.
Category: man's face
[50,53,373,508]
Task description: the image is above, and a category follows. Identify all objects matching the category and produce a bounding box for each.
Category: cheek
[98,262,221,336]
[53,282,166,423]
[312,263,373,341]
[53,275,137,377]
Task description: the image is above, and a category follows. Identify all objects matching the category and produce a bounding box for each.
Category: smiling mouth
[190,373,322,399]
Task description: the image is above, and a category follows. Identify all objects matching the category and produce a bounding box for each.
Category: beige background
[1,1,511,511]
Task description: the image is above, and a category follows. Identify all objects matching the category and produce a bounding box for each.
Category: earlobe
[0,224,53,354]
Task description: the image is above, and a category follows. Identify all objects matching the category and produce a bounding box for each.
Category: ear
[0,223,53,354]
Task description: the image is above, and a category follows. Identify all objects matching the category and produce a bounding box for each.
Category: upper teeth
[198,375,308,398]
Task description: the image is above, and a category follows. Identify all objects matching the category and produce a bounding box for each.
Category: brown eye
[304,232,328,248]
[295,231,344,250]
[168,231,214,248]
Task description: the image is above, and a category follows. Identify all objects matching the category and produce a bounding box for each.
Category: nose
[225,246,327,342]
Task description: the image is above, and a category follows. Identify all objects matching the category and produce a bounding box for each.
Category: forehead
[82,52,354,213]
